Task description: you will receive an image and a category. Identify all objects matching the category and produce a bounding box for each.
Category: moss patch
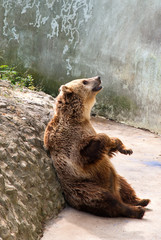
[93,90,138,121]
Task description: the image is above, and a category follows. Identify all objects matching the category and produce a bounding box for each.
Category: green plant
[15,74,36,90]
[0,65,17,83]
[0,65,37,90]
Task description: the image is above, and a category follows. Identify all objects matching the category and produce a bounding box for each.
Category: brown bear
[44,76,150,219]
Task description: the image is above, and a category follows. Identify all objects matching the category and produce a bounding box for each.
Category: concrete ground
[41,117,161,240]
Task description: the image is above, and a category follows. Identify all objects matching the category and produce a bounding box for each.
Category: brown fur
[44,76,150,219]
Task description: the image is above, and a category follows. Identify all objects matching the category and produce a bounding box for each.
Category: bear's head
[56,76,102,121]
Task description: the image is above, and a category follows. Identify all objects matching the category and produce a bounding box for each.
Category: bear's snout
[92,76,102,92]
[94,76,101,82]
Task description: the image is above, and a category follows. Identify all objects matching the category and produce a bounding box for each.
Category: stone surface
[0,80,65,240]
[0,0,161,133]
[42,117,161,240]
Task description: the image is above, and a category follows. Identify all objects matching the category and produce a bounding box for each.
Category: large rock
[0,80,65,240]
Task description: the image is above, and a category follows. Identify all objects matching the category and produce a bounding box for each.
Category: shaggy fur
[44,76,150,219]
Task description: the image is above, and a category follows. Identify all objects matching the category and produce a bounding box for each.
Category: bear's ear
[59,85,73,103]
[59,85,73,94]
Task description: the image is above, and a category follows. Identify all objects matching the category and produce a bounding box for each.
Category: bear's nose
[95,76,101,83]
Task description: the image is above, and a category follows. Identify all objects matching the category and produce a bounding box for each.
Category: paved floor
[42,117,161,240]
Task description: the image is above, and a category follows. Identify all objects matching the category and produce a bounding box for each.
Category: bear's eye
[83,80,88,85]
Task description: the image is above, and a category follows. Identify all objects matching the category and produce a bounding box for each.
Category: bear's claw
[119,148,133,155]
[136,206,145,219]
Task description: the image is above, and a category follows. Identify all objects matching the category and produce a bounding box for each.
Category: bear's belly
[51,152,120,199]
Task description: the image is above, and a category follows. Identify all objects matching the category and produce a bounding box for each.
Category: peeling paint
[34,1,41,28]
[66,59,72,75]
[47,17,59,38]
[63,45,69,55]
[41,16,49,25]
[3,17,8,37]
[21,0,36,14]
[2,0,11,37]
[45,0,57,10]
[11,26,19,42]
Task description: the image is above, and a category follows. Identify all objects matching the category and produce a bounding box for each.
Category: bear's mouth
[92,83,102,92]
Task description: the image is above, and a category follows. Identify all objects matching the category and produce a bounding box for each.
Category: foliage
[0,65,38,90]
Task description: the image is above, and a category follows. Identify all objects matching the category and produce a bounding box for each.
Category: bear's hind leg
[119,176,150,207]
[78,190,145,219]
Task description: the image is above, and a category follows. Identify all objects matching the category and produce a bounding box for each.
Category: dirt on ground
[41,117,161,240]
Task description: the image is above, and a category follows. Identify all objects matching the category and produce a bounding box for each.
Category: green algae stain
[93,90,138,121]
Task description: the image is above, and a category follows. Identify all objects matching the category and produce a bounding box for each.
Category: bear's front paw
[119,148,133,155]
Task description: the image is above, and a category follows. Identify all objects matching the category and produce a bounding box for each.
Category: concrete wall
[0,0,161,134]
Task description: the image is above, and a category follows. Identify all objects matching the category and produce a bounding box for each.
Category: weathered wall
[0,80,65,240]
[0,0,161,133]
